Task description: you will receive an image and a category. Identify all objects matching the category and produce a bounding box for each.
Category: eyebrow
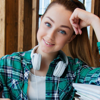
[46,17,54,23]
[60,25,71,30]
[46,16,71,30]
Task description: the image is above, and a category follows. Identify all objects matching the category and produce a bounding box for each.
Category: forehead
[43,4,72,25]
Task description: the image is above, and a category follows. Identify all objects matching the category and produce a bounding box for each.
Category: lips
[43,39,54,46]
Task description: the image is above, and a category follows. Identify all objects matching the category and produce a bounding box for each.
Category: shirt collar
[21,46,68,69]
[30,45,68,64]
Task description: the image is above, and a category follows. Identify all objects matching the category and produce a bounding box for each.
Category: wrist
[91,15,100,41]
[91,14,100,27]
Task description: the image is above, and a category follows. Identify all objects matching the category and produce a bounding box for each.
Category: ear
[67,35,76,43]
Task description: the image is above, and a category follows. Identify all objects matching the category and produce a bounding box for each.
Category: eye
[45,22,51,27]
[59,30,66,35]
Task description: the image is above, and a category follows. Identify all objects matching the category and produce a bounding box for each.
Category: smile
[45,41,52,45]
[43,39,54,46]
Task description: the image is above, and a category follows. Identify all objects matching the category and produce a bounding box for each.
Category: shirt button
[47,93,50,95]
[47,78,50,81]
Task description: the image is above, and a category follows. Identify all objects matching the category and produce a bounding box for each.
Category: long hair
[42,0,96,67]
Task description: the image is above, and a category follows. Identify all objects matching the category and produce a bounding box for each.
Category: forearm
[91,15,100,42]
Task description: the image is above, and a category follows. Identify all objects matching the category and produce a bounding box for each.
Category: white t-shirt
[27,72,46,100]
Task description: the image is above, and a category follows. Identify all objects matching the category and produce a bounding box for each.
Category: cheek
[57,35,70,44]
[56,38,68,47]
[37,30,40,42]
[37,29,43,44]
[37,27,45,42]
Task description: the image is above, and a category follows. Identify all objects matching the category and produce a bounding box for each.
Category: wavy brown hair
[42,0,96,67]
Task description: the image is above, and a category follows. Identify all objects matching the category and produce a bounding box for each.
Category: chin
[41,48,50,54]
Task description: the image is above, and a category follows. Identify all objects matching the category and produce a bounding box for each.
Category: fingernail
[80,32,82,35]
[75,33,77,35]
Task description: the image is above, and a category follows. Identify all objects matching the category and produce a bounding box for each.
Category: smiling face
[37,4,75,54]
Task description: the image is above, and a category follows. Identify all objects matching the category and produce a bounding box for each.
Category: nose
[47,29,56,40]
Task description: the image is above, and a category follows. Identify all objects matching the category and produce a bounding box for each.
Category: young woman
[0,0,100,100]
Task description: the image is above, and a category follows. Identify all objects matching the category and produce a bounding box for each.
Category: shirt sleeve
[0,79,3,92]
[97,42,100,54]
[0,55,10,92]
[0,57,4,92]
[78,42,100,85]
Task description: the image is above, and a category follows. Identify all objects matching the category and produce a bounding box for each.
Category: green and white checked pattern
[0,42,100,100]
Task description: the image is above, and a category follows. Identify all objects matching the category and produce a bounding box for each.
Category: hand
[70,8,100,41]
[70,8,95,35]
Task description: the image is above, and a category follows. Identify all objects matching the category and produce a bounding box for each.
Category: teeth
[45,41,51,45]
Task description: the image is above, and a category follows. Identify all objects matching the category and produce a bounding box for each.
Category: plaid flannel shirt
[0,42,100,100]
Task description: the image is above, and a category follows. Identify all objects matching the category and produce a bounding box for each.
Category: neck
[36,46,58,64]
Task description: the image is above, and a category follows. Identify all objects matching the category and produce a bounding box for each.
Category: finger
[70,17,80,32]
[73,26,78,35]
[70,18,78,26]
[72,23,79,28]
[72,22,79,34]
[78,28,82,35]
[70,20,78,34]
[77,25,82,35]
[73,19,82,35]
[73,25,82,35]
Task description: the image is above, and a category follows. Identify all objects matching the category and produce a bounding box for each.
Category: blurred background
[0,0,100,65]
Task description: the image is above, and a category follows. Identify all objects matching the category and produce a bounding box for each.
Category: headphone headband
[31,45,68,77]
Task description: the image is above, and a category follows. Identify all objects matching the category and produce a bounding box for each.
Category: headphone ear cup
[31,53,42,70]
[53,61,66,77]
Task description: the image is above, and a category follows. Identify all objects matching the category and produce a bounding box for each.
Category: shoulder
[0,49,32,59]
[68,56,85,64]
[0,49,32,69]
[67,56,92,72]
[67,56,85,67]
[0,49,32,84]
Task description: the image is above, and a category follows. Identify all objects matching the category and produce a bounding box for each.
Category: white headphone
[31,45,68,77]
